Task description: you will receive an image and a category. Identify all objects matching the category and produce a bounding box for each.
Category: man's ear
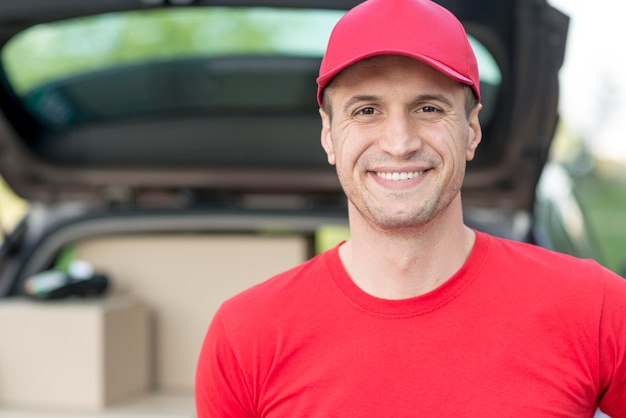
[319,108,336,165]
[466,103,483,161]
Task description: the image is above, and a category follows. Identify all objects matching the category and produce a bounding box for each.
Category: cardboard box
[74,234,308,392]
[0,294,150,411]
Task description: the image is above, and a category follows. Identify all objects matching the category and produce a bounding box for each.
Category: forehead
[326,55,463,102]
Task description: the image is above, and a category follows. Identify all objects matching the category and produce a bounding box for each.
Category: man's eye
[356,107,376,115]
[419,106,439,113]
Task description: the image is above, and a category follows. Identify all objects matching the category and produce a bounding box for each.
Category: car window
[2,7,341,95]
[0,7,344,134]
[0,6,501,170]
[1,7,501,120]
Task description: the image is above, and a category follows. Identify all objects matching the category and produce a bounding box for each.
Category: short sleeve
[195,307,255,418]
[597,270,626,417]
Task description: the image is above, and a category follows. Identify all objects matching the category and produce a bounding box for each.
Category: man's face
[320,55,482,230]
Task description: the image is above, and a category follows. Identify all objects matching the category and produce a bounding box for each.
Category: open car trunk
[0,0,568,415]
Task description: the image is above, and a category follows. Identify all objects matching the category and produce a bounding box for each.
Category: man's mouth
[376,171,425,181]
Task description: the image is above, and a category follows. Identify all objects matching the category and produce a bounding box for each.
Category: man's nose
[377,112,423,158]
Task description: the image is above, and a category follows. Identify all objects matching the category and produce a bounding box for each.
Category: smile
[376,171,424,181]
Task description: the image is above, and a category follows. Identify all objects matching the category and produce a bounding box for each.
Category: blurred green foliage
[575,174,626,275]
[0,177,28,241]
[1,7,340,94]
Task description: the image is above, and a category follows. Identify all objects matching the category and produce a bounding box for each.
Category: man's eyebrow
[413,93,454,109]
[341,93,455,114]
[342,95,380,114]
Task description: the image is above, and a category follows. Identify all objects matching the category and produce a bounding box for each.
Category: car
[0,0,607,416]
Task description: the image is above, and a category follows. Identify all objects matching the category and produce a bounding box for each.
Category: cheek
[333,128,370,166]
[431,129,469,176]
[442,123,473,160]
[337,139,373,173]
[427,125,460,156]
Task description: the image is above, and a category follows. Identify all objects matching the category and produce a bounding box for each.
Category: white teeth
[376,171,423,181]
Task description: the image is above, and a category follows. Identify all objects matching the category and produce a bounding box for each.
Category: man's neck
[338,207,475,300]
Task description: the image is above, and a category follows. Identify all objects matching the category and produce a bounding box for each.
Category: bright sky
[549,0,626,162]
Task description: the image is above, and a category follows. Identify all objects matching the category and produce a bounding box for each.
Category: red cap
[316,0,480,106]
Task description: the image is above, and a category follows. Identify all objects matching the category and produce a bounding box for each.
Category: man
[195,0,626,416]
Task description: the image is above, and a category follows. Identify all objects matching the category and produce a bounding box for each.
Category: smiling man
[318,55,481,299]
[195,0,626,416]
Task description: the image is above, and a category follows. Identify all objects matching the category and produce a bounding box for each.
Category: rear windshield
[2,6,500,123]
[2,7,342,129]
[3,7,341,95]
[0,6,501,168]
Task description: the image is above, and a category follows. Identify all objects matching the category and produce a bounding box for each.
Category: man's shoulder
[483,231,602,270]
[479,231,623,294]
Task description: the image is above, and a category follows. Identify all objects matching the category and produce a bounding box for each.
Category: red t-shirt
[196,231,626,417]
